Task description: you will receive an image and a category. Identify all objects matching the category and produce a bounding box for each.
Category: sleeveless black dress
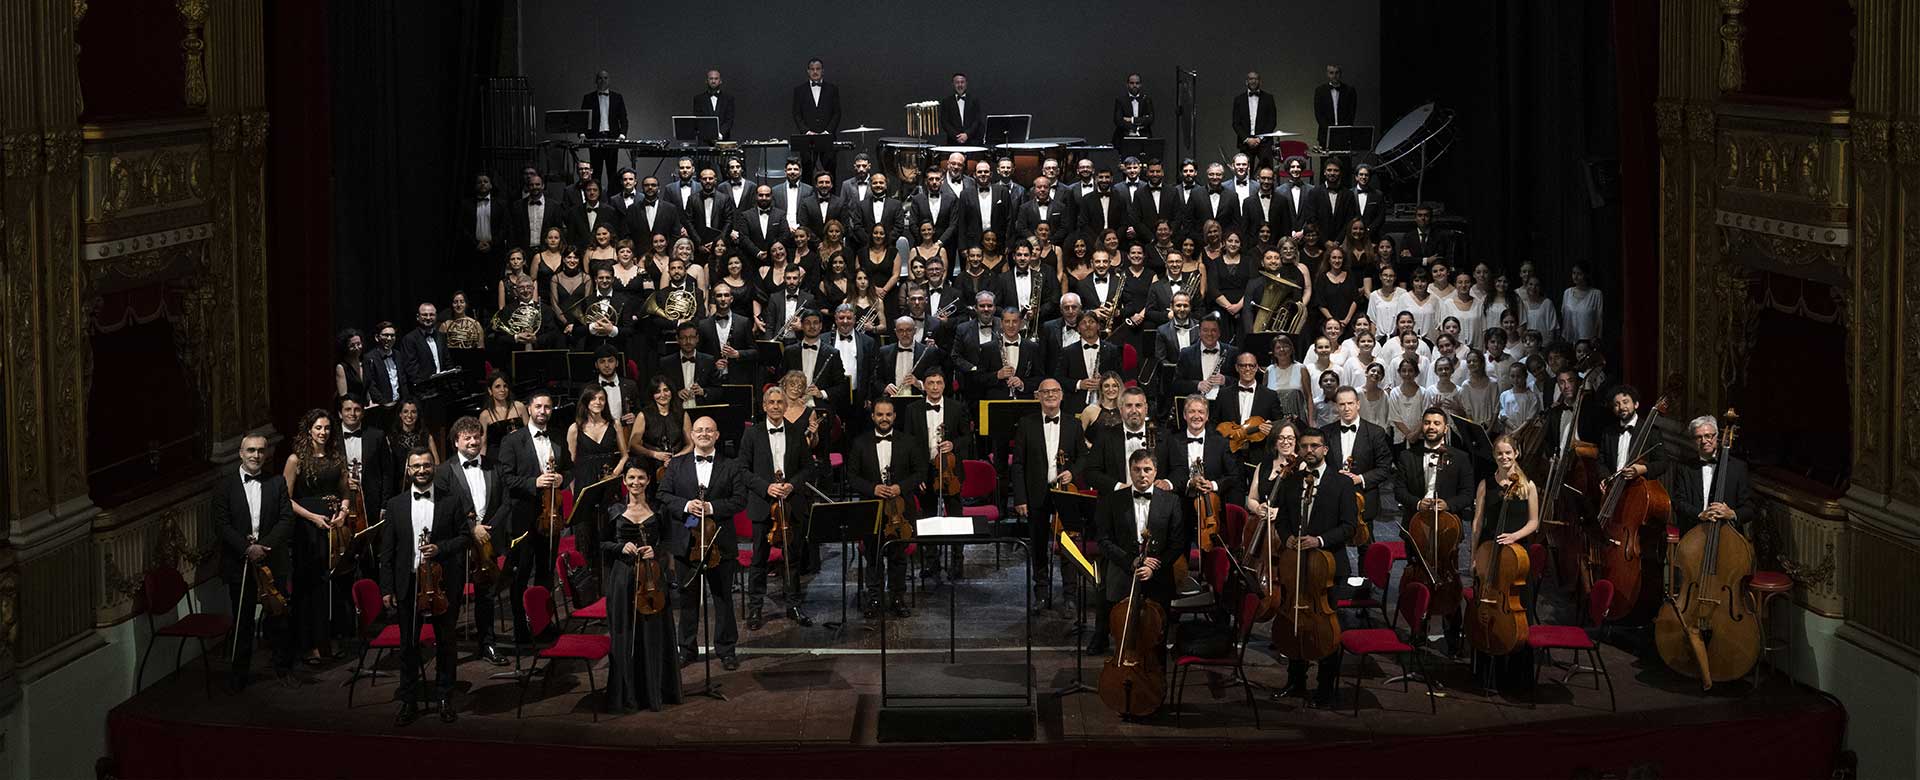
[602,505,682,712]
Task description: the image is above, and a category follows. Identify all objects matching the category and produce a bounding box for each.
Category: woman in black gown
[626,378,691,491]
[1469,434,1540,686]
[1310,244,1361,338]
[333,329,368,401]
[603,464,682,713]
[281,408,352,665]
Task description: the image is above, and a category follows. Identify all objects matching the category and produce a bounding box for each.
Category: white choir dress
[1560,287,1603,343]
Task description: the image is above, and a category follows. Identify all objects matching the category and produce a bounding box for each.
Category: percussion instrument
[1373,102,1458,182]
[930,145,989,162]
[996,140,1068,186]
[904,101,941,139]
[879,137,935,182]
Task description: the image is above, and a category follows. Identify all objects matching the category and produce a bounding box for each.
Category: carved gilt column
[1887,0,1920,509]
[1848,0,1897,501]
[204,0,271,443]
[1655,0,1694,401]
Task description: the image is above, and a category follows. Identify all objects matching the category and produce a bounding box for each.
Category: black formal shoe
[1309,692,1338,710]
[395,702,420,727]
[438,698,457,723]
[1084,637,1110,656]
[745,605,765,631]
[721,655,741,671]
[481,645,509,666]
[1271,682,1309,700]
[786,605,813,627]
[861,602,878,620]
[679,648,699,668]
[890,602,911,619]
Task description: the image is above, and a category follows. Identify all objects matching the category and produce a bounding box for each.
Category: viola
[1345,455,1372,547]
[1098,528,1168,717]
[766,468,800,594]
[469,510,500,590]
[1655,410,1759,688]
[535,455,566,537]
[414,528,449,617]
[632,514,668,617]
[932,423,964,503]
[328,459,374,577]
[1190,457,1224,553]
[880,466,915,542]
[1467,477,1532,656]
[691,485,726,570]
[1593,397,1673,621]
[1270,469,1342,663]
[1215,417,1268,454]
[1404,449,1464,619]
[247,537,289,618]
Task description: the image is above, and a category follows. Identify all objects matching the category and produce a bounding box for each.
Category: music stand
[1115,137,1166,162]
[1237,332,1279,365]
[544,109,590,135]
[511,349,569,386]
[1448,412,1496,482]
[805,497,882,634]
[1323,125,1375,155]
[1048,488,1100,698]
[673,115,720,144]
[565,352,606,385]
[687,398,747,458]
[790,134,838,179]
[984,114,1032,146]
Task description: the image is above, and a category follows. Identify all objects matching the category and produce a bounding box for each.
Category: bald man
[658,416,747,669]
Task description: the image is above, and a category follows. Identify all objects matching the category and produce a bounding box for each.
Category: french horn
[647,288,698,323]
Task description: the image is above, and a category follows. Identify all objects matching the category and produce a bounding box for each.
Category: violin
[1215,417,1268,454]
[691,485,726,570]
[414,528,449,617]
[1403,448,1464,619]
[1050,448,1092,538]
[1190,457,1223,553]
[468,510,500,590]
[1655,409,1759,688]
[1344,455,1372,547]
[766,468,800,592]
[1098,527,1168,718]
[1593,397,1673,621]
[327,459,373,577]
[880,466,915,542]
[535,455,566,536]
[246,534,289,618]
[1270,468,1341,662]
[632,513,668,617]
[1467,476,1532,656]
[932,423,964,505]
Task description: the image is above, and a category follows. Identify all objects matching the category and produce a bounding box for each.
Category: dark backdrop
[519,0,1381,166]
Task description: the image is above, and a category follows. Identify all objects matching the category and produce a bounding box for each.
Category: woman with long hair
[550,246,589,319]
[386,400,439,481]
[717,253,759,322]
[627,377,692,469]
[817,253,853,311]
[477,371,526,444]
[1341,218,1377,294]
[1244,418,1305,522]
[1312,244,1361,336]
[603,463,682,712]
[533,226,567,296]
[1076,371,1127,432]
[334,329,367,400]
[818,218,848,268]
[1472,435,1540,548]
[862,223,902,302]
[498,247,531,312]
[569,385,629,492]
[584,223,618,268]
[282,408,351,665]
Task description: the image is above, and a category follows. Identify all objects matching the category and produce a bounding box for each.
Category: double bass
[1655,410,1760,688]
[1537,371,1603,594]
[1467,477,1532,656]
[1592,397,1673,621]
[1403,449,1464,620]
[1098,528,1168,717]
[1270,468,1342,664]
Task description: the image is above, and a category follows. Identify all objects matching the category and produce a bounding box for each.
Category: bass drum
[879,137,935,183]
[1373,102,1457,182]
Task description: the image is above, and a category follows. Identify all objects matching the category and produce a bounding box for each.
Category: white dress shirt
[768,424,788,467]
[596,93,611,132]
[835,331,860,384]
[458,453,488,519]
[1614,416,1639,471]
[410,487,436,568]
[474,196,493,242]
[529,424,555,466]
[1042,415,1061,482]
[875,433,896,478]
[1132,489,1152,538]
[894,347,916,391]
[239,467,263,536]
[1700,461,1717,508]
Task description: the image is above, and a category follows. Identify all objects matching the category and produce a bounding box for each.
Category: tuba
[1249,270,1307,334]
[647,288,698,323]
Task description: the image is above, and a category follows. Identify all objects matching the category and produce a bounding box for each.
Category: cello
[1098,527,1168,718]
[1403,449,1464,620]
[1593,397,1673,621]
[1467,476,1532,656]
[1655,410,1760,688]
[1244,457,1291,623]
[1270,468,1342,664]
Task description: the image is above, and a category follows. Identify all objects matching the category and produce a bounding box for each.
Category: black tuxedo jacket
[838,176,874,209]
[1053,339,1122,414]
[737,420,817,520]
[1070,273,1126,312]
[686,191,734,245]
[214,471,294,582]
[496,426,572,535]
[847,429,929,512]
[657,451,747,555]
[693,89,736,139]
[1010,410,1087,506]
[510,195,564,250]
[377,486,473,598]
[946,317,1000,379]
[762,288,818,335]
[1313,83,1358,132]
[661,176,701,209]
[362,349,407,405]
[1275,466,1359,579]
[1400,227,1450,266]
[1013,198,1070,245]
[901,396,974,477]
[1151,320,1200,373]
[797,191,847,240]
[782,338,849,399]
[1321,418,1395,521]
[657,351,719,395]
[340,425,396,511]
[1183,187,1241,239]
[792,81,842,133]
[434,455,517,535]
[698,312,756,379]
[1131,186,1181,236]
[976,335,1044,400]
[1212,384,1281,428]
[1112,93,1155,143]
[397,327,448,386]
[733,206,792,261]
[1174,342,1240,397]
[1668,454,1755,533]
[484,303,565,352]
[847,194,908,248]
[622,197,687,242]
[460,195,512,247]
[563,202,625,246]
[1083,423,1155,496]
[1239,188,1286,242]
[1002,267,1057,322]
[1595,415,1670,483]
[1093,486,1184,602]
[939,93,985,143]
[1352,187,1386,236]
[1304,185,1353,240]
[1393,444,1478,521]
[1231,89,1278,140]
[959,184,1015,248]
[1076,188,1133,238]
[910,189,963,248]
[1155,429,1245,520]
[580,90,628,137]
[869,341,941,401]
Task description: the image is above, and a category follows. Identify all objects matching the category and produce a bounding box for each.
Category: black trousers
[748,518,804,604]
[393,585,460,702]
[1025,492,1056,591]
[509,535,557,642]
[1287,656,1342,699]
[862,533,909,605]
[676,556,738,658]
[227,577,293,675]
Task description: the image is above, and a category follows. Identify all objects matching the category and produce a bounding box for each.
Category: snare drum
[878,137,935,183]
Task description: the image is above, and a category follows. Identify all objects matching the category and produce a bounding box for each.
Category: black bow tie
[839,334,854,342]
[1081,342,1099,350]
[600,379,617,388]
[1044,416,1060,425]
[530,198,542,205]
[874,434,893,442]
[413,490,433,501]
[531,430,548,439]
[1133,490,1153,500]
[768,427,784,435]
[1094,275,1108,284]
[1005,341,1021,349]
[463,458,481,469]
[809,81,821,87]
[801,343,818,350]
[954,94,966,100]
[1202,348,1219,354]
[1015,269,1029,277]
[243,473,264,483]
[343,430,362,439]
[695,455,714,464]
[477,195,490,201]
[1340,425,1357,433]
[1126,431,1145,440]
[1239,385,1257,392]
[682,355,697,363]
[1187,436,1206,444]
[926,404,940,412]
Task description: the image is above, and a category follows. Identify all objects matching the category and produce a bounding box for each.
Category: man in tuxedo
[769,159,809,233]
[459,173,508,295]
[379,448,468,725]
[791,58,842,176]
[489,275,566,354]
[939,72,984,144]
[363,322,407,406]
[1113,72,1154,144]
[1213,352,1281,438]
[608,169,642,212]
[1322,387,1395,536]
[848,172,906,253]
[1077,168,1133,242]
[825,305,874,418]
[1173,317,1238,402]
[1152,292,1202,408]
[1392,408,1477,651]
[1132,160,1181,240]
[584,345,637,427]
[1239,166,1284,243]
[1351,163,1386,237]
[798,170,845,242]
[1670,415,1754,535]
[663,157,699,209]
[1004,242,1056,326]
[739,389,816,630]
[1274,427,1359,707]
[511,173,557,252]
[781,309,844,404]
[720,158,753,209]
[1070,250,1124,316]
[1312,64,1358,149]
[1057,315,1121,416]
[580,70,628,180]
[695,69,735,140]
[1226,153,1256,196]
[911,169,962,249]
[944,290,1000,390]
[762,264,816,342]
[622,175,687,243]
[1399,204,1449,272]
[658,323,719,407]
[871,316,941,402]
[437,416,518,666]
[1039,293,1088,377]
[733,184,790,265]
[839,154,874,205]
[698,285,755,386]
[495,391,570,643]
[1156,394,1245,548]
[992,157,1026,205]
[979,306,1043,401]
[564,179,624,247]
[687,167,733,255]
[1089,449,1184,654]
[1083,387,1156,497]
[558,159,597,212]
[1232,71,1279,169]
[570,267,633,353]
[215,434,295,690]
[1183,163,1240,241]
[658,417,746,668]
[337,395,391,515]
[961,160,1013,250]
[1010,379,1086,609]
[1305,157,1353,240]
[847,399,926,618]
[398,302,448,389]
[1013,176,1069,245]
[1596,384,1668,483]
[903,372,973,579]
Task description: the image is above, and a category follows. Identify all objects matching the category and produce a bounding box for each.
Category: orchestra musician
[657,323,718,407]
[848,399,925,619]
[1393,407,1478,653]
[1670,415,1754,535]
[1273,427,1359,708]
[1084,387,1157,501]
[1090,449,1184,655]
[739,388,817,630]
[694,69,735,141]
[571,265,634,353]
[603,464,683,712]
[1213,352,1281,437]
[981,306,1043,400]
[215,434,295,690]
[791,58,842,175]
[1321,387,1394,545]
[1058,315,1122,416]
[379,448,467,725]
[903,372,973,575]
[495,390,571,644]
[435,416,514,667]
[871,316,943,402]
[1011,379,1087,611]
[1173,316,1237,403]
[1157,394,1245,544]
[1597,384,1668,484]
[698,284,755,384]
[657,417,745,670]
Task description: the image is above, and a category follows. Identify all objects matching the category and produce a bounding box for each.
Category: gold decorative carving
[1894,121,1920,167]
[177,0,209,107]
[95,147,210,223]
[1722,226,1847,275]
[1686,104,1717,147]
[1717,0,1746,92]
[0,572,16,656]
[1853,157,1888,490]
[1655,100,1686,142]
[1854,115,1891,165]
[2,135,43,180]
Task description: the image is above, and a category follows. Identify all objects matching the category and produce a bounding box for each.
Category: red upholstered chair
[1220,504,1249,551]
[1277,140,1310,160]
[135,566,234,697]
[958,459,1000,521]
[626,358,639,379]
[516,585,613,721]
[1171,592,1264,726]
[1121,343,1139,374]
[347,577,437,708]
[733,509,784,613]
[1528,578,1616,711]
[1337,542,1395,626]
[1525,542,1548,621]
[554,549,607,632]
[1338,580,1435,715]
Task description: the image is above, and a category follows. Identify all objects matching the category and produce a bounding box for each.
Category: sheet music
[917,516,974,536]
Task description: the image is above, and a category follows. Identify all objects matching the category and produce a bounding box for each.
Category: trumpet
[934,297,961,320]
[856,301,883,333]
[1020,297,1040,339]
